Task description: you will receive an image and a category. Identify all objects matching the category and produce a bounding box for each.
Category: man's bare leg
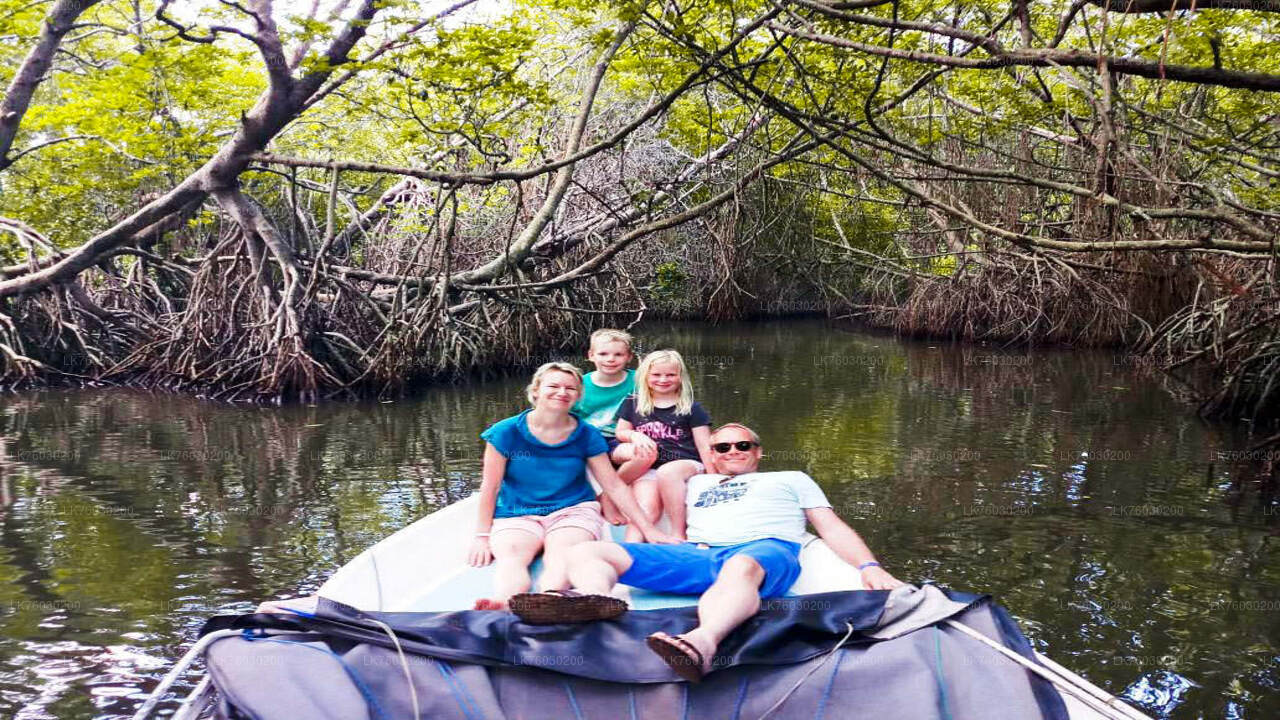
[675,555,765,671]
[474,530,542,610]
[565,542,634,595]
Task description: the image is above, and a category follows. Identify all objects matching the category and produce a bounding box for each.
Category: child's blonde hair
[525,362,583,405]
[589,328,633,351]
[635,349,694,415]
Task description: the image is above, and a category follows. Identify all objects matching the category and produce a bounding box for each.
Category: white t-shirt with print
[684,471,831,546]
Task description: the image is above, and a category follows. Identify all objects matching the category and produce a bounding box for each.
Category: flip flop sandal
[646,632,709,683]
[508,590,628,625]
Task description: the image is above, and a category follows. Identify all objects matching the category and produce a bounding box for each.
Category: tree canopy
[0,0,1276,421]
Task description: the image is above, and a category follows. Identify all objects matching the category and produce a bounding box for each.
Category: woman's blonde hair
[525,362,583,405]
[634,349,694,415]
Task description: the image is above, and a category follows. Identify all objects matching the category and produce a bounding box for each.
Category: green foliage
[0,0,1277,313]
[1,2,264,247]
[651,260,688,301]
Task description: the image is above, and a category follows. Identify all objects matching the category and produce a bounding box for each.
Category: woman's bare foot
[473,597,509,611]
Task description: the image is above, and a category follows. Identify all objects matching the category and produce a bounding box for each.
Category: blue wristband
[857,561,881,571]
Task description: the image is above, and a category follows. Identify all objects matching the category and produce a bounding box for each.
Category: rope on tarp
[812,648,846,720]
[942,618,1151,720]
[756,621,856,720]
[369,616,421,720]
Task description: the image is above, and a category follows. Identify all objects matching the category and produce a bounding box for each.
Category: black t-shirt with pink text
[618,397,711,467]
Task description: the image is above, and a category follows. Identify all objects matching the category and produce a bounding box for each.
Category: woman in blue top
[471,362,678,611]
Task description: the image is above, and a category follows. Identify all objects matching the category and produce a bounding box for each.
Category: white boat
[135,494,1152,720]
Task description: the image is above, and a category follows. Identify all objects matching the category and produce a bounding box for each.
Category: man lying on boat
[504,422,904,682]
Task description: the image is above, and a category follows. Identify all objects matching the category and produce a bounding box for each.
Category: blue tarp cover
[200,588,1070,720]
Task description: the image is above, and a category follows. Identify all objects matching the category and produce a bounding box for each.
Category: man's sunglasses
[712,441,759,454]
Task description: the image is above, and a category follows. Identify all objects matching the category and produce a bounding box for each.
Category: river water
[0,320,1275,719]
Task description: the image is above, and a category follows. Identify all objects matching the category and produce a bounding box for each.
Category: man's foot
[646,631,714,683]
[508,589,627,625]
[473,597,509,611]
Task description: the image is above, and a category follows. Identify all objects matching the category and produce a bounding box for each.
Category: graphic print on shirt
[635,420,685,442]
[586,408,618,429]
[693,479,749,508]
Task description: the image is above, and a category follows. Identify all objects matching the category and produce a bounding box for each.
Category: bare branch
[770,22,1280,93]
[1088,0,1280,12]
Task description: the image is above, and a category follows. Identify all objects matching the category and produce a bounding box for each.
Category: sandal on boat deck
[508,590,628,625]
[646,632,710,683]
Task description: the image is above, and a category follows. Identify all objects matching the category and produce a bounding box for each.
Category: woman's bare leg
[538,526,597,591]
[474,529,542,610]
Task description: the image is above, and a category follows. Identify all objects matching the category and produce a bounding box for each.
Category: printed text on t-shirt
[693,480,749,508]
[636,421,685,442]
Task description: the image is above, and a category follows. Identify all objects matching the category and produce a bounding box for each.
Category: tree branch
[1088,0,1279,12]
[770,23,1280,93]
[0,0,101,171]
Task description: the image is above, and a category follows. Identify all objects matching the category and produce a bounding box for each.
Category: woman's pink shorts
[491,500,606,541]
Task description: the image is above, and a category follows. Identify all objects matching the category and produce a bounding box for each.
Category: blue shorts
[617,539,802,599]
[605,435,622,455]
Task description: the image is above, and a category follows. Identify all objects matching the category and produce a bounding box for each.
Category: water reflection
[0,320,1275,719]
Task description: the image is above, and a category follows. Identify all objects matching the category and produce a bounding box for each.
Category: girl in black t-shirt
[614,349,715,541]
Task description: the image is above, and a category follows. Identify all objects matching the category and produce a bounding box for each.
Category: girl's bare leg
[624,476,661,543]
[614,443,656,483]
[474,529,542,610]
[656,460,702,540]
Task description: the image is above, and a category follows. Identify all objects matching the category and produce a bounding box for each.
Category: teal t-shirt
[572,369,635,438]
[481,410,606,518]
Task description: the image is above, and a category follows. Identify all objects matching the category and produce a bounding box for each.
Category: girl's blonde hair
[525,362,583,405]
[635,349,694,415]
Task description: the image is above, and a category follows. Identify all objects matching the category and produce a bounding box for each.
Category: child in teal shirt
[573,329,639,523]
[573,328,637,448]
